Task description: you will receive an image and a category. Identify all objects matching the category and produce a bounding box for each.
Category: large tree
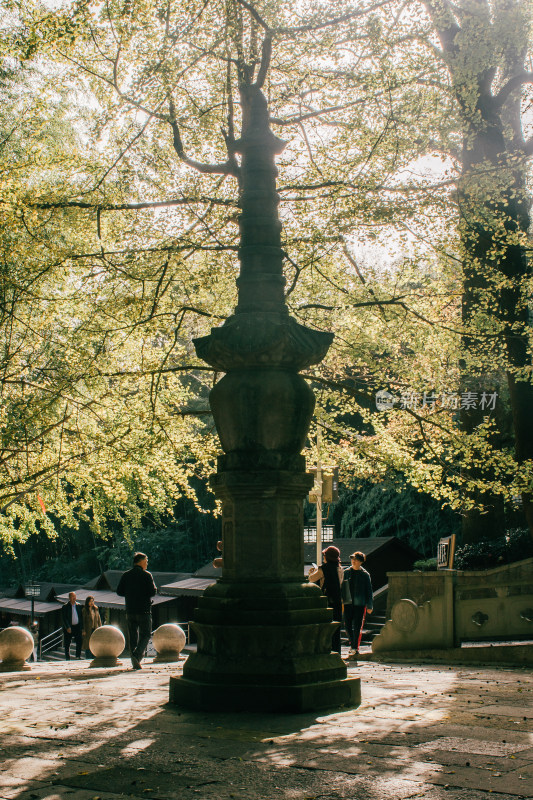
[0,21,221,548]
[2,0,531,551]
[425,0,533,536]
[271,0,533,542]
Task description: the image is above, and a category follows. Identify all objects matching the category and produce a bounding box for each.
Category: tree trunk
[458,97,533,542]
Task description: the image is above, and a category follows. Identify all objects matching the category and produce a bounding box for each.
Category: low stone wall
[373,557,533,653]
[386,571,446,617]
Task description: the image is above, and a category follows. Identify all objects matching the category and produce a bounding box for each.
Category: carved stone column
[169,83,360,712]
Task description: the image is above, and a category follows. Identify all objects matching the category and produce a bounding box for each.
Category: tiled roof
[160,577,216,597]
[0,598,62,616]
[55,589,175,610]
[304,537,419,563]
[193,562,219,578]
[98,570,190,591]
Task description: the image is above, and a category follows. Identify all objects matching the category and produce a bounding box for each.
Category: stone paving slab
[1,659,532,800]
[0,759,99,782]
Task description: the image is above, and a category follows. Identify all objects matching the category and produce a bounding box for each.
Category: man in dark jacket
[117,552,157,669]
[343,551,373,655]
[62,592,83,659]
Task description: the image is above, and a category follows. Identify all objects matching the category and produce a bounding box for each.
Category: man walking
[343,551,373,655]
[117,552,157,670]
[62,591,83,659]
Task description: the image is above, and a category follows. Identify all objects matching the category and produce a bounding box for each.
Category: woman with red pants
[309,545,344,654]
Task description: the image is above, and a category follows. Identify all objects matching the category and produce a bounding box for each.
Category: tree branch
[522,136,533,156]
[422,0,461,55]
[169,98,239,176]
[26,197,237,211]
[275,0,395,35]
[234,0,271,32]
[342,244,390,321]
[494,71,533,108]
[254,34,271,88]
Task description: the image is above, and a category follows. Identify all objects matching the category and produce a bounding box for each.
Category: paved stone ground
[0,656,532,800]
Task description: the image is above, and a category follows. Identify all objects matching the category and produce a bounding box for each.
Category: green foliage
[0,0,532,560]
[0,489,220,586]
[412,557,438,571]
[454,528,533,571]
[94,501,219,574]
[326,479,460,557]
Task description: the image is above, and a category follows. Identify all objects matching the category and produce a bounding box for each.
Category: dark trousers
[126,612,152,661]
[329,601,343,654]
[64,625,82,659]
[344,604,366,650]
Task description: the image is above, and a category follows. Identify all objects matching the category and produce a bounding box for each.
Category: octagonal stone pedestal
[170,469,361,713]
[152,624,186,663]
[89,625,125,668]
[170,579,361,713]
[0,626,34,671]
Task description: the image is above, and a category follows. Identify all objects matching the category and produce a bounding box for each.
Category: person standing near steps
[117,552,157,670]
[343,551,373,655]
[308,545,344,654]
[62,591,83,660]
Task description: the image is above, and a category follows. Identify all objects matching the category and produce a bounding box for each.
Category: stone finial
[89,625,125,668]
[0,626,34,671]
[152,624,186,663]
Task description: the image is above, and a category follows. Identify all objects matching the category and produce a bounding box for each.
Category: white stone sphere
[89,625,125,658]
[152,624,186,656]
[0,626,34,663]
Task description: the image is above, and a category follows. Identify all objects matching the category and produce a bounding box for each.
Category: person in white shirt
[61,591,83,659]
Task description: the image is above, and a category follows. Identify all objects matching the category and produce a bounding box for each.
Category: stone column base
[0,661,31,672]
[153,653,181,663]
[169,674,361,713]
[89,657,122,668]
[168,580,361,712]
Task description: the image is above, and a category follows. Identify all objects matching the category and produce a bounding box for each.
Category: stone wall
[373,558,533,653]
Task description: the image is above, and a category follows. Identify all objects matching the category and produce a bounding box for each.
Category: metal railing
[38,627,63,660]
[178,621,190,644]
[29,621,191,661]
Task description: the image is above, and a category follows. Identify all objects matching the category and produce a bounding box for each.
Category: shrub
[413,557,438,571]
[454,528,533,570]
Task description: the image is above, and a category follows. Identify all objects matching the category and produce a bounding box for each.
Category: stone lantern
[169,58,360,712]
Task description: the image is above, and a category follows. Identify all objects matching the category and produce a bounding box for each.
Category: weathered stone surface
[0,627,33,671]
[89,626,125,668]
[174,78,348,711]
[1,659,533,800]
[152,624,186,662]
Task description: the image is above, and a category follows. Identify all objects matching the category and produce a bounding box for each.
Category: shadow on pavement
[0,660,532,800]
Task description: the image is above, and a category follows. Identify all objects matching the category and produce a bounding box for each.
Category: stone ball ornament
[89,625,125,668]
[0,626,34,671]
[152,624,186,662]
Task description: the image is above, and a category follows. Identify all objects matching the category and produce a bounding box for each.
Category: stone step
[41,650,67,661]
[359,641,533,666]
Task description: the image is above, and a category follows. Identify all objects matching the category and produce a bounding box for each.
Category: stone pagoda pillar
[169,82,360,712]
